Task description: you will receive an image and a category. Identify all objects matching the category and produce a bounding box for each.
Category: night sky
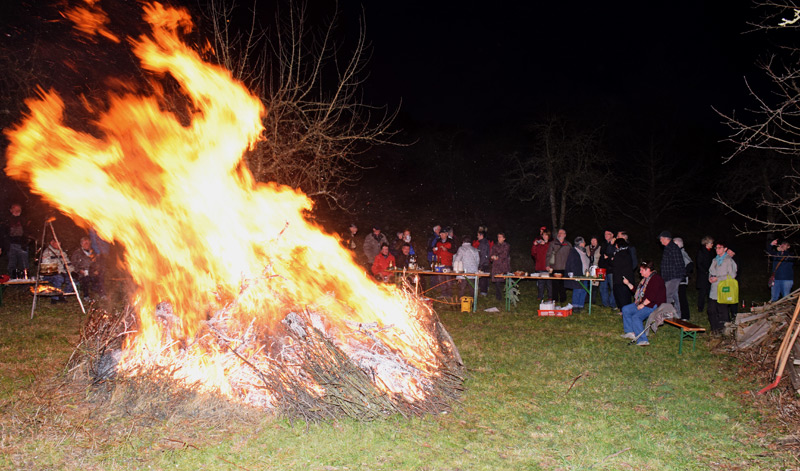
[0,0,788,264]
[348,1,756,129]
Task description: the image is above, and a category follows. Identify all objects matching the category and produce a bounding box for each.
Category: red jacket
[435,240,453,266]
[372,253,396,278]
[531,239,549,271]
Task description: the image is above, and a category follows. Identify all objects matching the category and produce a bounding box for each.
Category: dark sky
[339,1,758,129]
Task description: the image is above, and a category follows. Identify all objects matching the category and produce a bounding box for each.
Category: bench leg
[677,330,699,354]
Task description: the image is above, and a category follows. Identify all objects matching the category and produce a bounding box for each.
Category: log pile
[727,289,800,396]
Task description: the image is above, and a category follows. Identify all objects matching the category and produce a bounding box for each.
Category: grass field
[0,281,797,470]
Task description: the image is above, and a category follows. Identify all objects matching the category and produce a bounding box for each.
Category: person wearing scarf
[620,260,666,346]
[707,241,738,333]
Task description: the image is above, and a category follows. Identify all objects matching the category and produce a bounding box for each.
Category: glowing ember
[4,2,462,416]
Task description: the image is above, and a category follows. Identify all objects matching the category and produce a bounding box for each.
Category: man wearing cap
[659,230,685,319]
[363,226,388,270]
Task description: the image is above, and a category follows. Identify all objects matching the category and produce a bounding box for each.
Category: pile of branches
[66,295,465,422]
[723,290,800,398]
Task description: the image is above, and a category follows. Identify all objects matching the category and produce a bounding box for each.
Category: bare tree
[200,0,398,208]
[505,116,610,230]
[716,1,800,235]
[615,136,699,239]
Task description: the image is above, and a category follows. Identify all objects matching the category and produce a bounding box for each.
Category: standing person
[454,235,480,297]
[546,229,572,303]
[402,229,416,256]
[427,224,442,265]
[433,229,454,297]
[363,226,388,270]
[616,230,638,270]
[673,237,694,322]
[342,223,359,256]
[490,232,511,301]
[708,240,738,333]
[696,236,714,313]
[598,229,616,308]
[565,236,591,311]
[587,236,602,267]
[659,231,686,319]
[531,230,553,301]
[767,238,795,302]
[530,226,547,262]
[619,260,667,346]
[3,203,29,278]
[475,231,491,296]
[612,238,635,308]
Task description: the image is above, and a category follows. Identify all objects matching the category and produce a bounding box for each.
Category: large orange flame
[5,2,450,406]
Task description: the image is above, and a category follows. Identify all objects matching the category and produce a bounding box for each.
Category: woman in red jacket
[531,230,552,301]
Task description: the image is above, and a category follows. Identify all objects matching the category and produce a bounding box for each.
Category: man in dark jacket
[696,236,714,312]
[4,203,29,278]
[659,230,686,319]
[598,229,616,308]
[475,231,491,296]
[612,239,635,308]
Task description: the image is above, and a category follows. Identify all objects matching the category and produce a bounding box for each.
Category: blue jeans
[571,282,587,308]
[599,275,616,308]
[771,279,794,302]
[622,302,657,343]
[42,273,75,301]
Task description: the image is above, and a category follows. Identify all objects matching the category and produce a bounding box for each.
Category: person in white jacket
[708,240,737,333]
[453,236,480,298]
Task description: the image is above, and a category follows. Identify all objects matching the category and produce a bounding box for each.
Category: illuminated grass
[0,288,794,470]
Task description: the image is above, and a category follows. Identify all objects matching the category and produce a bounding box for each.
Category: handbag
[768,257,785,289]
[718,276,739,305]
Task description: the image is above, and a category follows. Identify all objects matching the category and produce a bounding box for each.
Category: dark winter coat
[696,246,713,289]
[612,246,635,286]
[490,242,511,280]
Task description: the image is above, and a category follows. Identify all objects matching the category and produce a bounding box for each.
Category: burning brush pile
[4,2,464,420]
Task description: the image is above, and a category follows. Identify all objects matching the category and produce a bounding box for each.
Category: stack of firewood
[728,289,800,395]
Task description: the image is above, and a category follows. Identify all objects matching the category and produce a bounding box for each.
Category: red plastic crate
[538,309,572,317]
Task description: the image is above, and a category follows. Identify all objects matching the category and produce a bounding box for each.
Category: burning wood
[70,281,464,420]
[6,2,465,420]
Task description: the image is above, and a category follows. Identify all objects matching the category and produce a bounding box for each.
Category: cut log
[735,312,767,325]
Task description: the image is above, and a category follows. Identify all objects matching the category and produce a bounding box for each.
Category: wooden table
[494,274,604,313]
[389,269,490,312]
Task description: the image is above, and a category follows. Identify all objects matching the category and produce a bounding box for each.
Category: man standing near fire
[3,203,31,278]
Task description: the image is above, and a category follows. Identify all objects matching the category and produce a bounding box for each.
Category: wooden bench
[663,318,706,354]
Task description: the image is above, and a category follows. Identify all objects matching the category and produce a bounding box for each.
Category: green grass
[0,283,795,470]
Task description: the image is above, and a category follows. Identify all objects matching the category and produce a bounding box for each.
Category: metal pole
[29,219,49,319]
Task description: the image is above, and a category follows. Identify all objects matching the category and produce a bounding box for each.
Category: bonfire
[4,1,464,420]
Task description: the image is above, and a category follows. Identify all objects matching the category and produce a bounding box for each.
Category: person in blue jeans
[598,230,616,308]
[620,260,666,346]
[768,239,795,302]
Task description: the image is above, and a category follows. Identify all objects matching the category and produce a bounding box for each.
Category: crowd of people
[2,203,106,303]
[342,222,796,347]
